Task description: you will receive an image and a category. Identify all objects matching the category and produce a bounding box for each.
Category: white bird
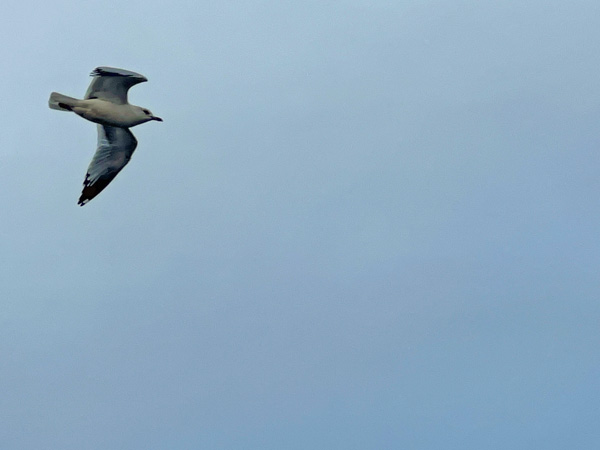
[49,67,162,206]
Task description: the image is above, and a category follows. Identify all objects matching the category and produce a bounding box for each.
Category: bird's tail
[48,92,80,111]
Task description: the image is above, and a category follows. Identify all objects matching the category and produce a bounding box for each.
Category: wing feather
[78,125,138,206]
[84,67,147,104]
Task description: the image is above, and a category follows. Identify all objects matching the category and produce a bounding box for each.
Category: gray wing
[84,67,147,105]
[78,125,138,206]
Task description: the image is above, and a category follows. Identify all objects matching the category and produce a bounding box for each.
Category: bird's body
[69,98,153,127]
[49,67,162,206]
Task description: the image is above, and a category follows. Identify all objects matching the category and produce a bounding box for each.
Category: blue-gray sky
[1,1,599,448]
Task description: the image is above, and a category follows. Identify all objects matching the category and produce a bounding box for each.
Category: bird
[49,67,162,206]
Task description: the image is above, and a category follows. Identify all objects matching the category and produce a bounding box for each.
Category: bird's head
[139,107,163,122]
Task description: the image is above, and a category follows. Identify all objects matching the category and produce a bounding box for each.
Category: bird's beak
[151,116,163,122]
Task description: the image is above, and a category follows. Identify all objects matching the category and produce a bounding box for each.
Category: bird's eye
[143,109,150,115]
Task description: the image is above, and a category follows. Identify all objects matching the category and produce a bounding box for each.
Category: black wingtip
[77,193,89,206]
[90,67,104,77]
[91,67,115,77]
[78,174,115,206]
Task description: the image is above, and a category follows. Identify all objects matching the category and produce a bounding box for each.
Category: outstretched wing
[78,125,138,206]
[84,67,147,105]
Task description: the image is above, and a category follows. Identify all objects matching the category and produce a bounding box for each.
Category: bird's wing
[84,67,147,104]
[78,125,138,206]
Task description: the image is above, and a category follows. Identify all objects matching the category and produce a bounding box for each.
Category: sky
[1,1,599,448]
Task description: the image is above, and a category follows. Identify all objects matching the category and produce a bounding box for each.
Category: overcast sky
[1,1,599,449]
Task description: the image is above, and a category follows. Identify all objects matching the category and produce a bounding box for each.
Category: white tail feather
[49,92,79,111]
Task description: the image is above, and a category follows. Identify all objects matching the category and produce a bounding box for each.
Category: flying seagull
[49,67,162,206]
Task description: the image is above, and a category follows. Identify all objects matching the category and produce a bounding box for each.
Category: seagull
[49,67,162,206]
